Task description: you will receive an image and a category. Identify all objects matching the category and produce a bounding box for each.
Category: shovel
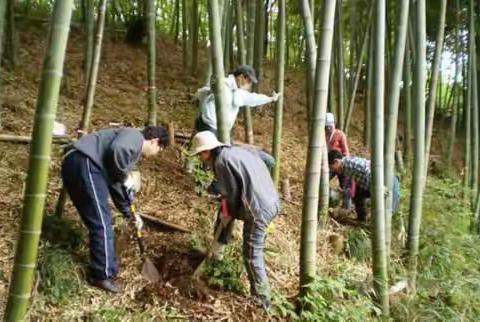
[130,204,161,283]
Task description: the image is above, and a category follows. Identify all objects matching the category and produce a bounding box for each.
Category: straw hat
[191,131,226,155]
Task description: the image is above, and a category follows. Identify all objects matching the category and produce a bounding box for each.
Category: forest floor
[0,24,479,321]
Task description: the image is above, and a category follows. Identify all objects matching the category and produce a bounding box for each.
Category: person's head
[141,126,169,157]
[233,65,258,91]
[325,112,336,135]
[191,131,226,161]
[328,149,344,173]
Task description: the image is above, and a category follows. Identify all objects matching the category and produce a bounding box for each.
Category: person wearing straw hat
[191,131,280,312]
[325,112,355,209]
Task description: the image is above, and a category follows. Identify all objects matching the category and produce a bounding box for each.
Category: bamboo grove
[1,0,480,320]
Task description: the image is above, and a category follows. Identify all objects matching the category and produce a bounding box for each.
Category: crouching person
[191,131,280,312]
[61,126,169,293]
[328,150,400,222]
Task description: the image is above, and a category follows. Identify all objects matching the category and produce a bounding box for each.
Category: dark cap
[142,126,170,146]
[233,65,258,84]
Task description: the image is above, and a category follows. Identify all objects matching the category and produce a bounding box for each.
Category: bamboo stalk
[371,0,389,315]
[4,1,74,320]
[271,0,285,186]
[146,0,157,126]
[300,0,336,295]
[423,0,448,181]
[344,12,372,134]
[407,0,427,293]
[384,0,410,261]
[207,0,229,143]
[79,0,108,133]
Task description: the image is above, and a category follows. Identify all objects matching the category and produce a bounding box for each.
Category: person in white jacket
[194,65,281,138]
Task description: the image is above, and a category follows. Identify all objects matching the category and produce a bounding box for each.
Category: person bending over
[61,126,169,293]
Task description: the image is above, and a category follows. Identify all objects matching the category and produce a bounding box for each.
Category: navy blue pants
[61,151,117,280]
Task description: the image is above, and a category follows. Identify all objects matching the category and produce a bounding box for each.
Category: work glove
[220,199,233,226]
[133,213,144,231]
[271,91,282,102]
[123,173,136,191]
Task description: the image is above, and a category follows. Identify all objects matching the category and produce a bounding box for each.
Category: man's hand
[133,213,144,231]
[271,91,282,102]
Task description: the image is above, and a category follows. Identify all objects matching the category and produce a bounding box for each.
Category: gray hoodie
[73,128,144,217]
[214,146,280,220]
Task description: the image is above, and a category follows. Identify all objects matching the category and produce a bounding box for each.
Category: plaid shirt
[342,157,370,191]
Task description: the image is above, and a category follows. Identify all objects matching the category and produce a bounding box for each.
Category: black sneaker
[88,278,122,294]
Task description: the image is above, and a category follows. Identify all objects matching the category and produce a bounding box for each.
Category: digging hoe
[130,203,161,283]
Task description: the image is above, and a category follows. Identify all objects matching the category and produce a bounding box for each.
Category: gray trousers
[216,206,278,299]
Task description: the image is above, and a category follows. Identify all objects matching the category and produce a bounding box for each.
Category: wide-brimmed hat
[191,131,226,155]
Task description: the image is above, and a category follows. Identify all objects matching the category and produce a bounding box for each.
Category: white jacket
[197,75,274,131]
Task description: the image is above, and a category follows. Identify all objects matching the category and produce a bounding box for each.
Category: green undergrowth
[37,215,87,305]
[205,244,246,294]
[391,177,480,320]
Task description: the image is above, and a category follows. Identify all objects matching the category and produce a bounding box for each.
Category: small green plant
[42,214,85,251]
[88,305,127,321]
[270,292,298,320]
[345,228,371,262]
[299,276,379,321]
[205,244,246,294]
[183,149,215,196]
[38,244,82,305]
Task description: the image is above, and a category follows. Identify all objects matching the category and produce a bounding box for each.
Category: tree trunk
[182,0,189,69]
[253,0,266,87]
[335,0,345,130]
[364,25,374,147]
[191,0,199,75]
[465,38,473,192]
[235,0,246,65]
[5,0,16,67]
[244,0,255,144]
[271,0,285,186]
[344,13,371,134]
[4,1,74,320]
[384,0,409,260]
[300,0,316,123]
[84,0,94,84]
[424,0,448,181]
[328,51,337,114]
[407,0,427,293]
[146,0,157,126]
[223,0,232,72]
[0,0,7,128]
[447,0,462,168]
[171,0,180,43]
[79,0,108,133]
[371,0,389,315]
[469,0,479,201]
[403,37,413,167]
[207,0,229,143]
[300,0,336,295]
